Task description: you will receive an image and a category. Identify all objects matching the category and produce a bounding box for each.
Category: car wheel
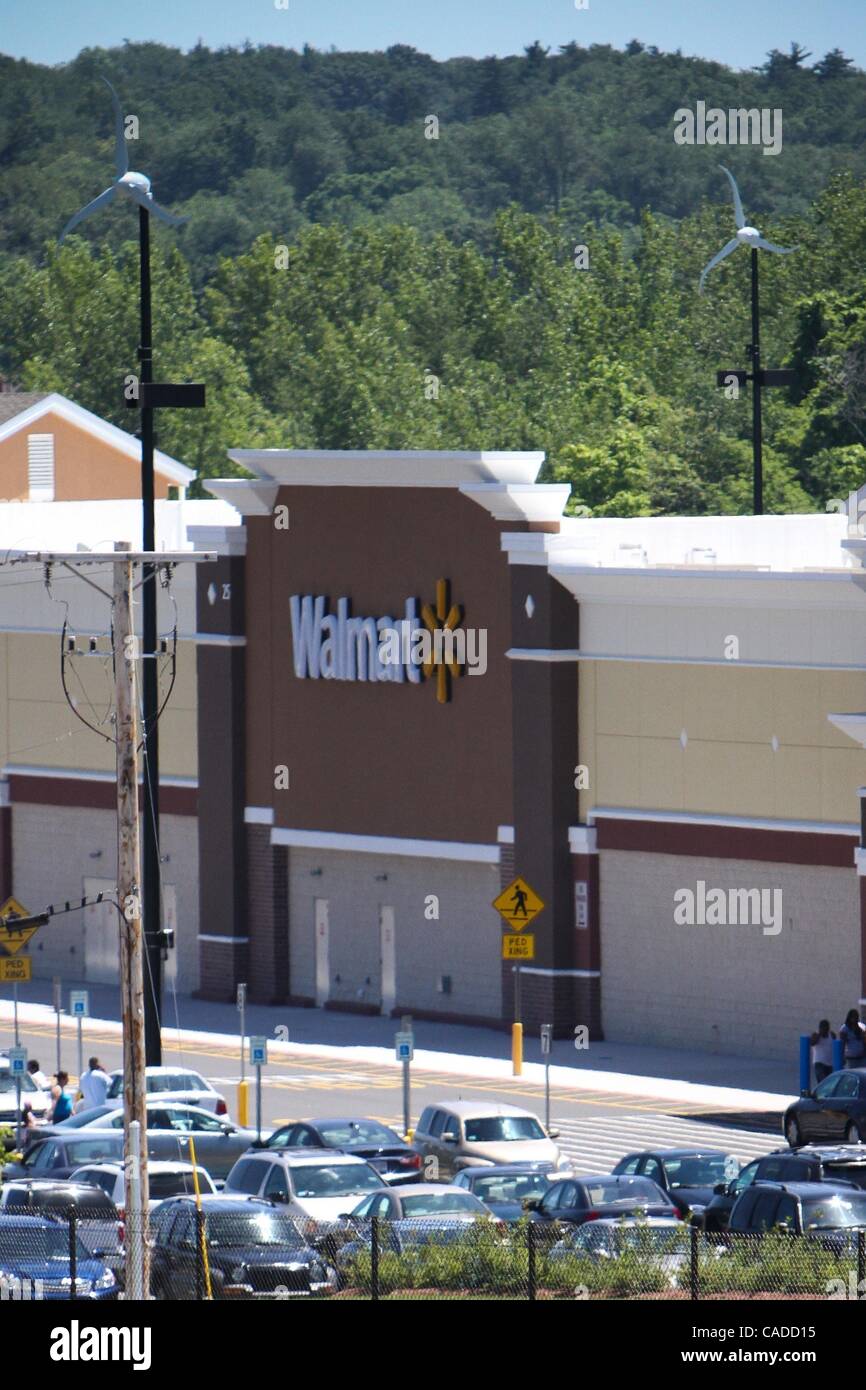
[785,1115,803,1148]
[846,1121,864,1144]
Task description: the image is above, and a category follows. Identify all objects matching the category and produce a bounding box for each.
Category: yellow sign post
[0,956,32,983]
[501,934,536,961]
[492,877,545,930]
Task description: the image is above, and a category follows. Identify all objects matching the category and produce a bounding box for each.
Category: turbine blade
[754,237,798,256]
[100,77,128,177]
[58,186,117,243]
[698,238,739,293]
[719,164,745,229]
[127,186,188,227]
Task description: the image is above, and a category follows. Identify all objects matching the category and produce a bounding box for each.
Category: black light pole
[138,206,162,1067]
[750,249,763,516]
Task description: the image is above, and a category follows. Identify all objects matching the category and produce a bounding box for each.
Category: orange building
[0,391,193,501]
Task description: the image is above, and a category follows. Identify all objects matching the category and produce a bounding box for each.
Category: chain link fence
[2,1206,866,1299]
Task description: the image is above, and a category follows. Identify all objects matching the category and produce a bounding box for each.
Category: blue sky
[1,0,864,70]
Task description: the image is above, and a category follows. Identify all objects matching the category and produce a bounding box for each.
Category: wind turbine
[699,164,798,515]
[58,78,203,1069]
[59,78,187,242]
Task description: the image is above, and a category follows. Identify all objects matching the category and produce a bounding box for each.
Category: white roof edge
[203,479,279,516]
[225,449,545,488]
[460,482,570,522]
[0,393,195,485]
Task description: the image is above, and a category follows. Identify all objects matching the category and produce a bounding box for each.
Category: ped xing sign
[0,896,38,955]
[493,877,545,930]
[0,957,31,983]
[502,934,535,961]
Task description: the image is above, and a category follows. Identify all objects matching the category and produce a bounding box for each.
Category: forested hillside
[1,40,864,513]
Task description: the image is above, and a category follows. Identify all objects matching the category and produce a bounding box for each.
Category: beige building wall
[599,849,858,1060]
[0,411,173,502]
[579,661,866,825]
[1,633,197,780]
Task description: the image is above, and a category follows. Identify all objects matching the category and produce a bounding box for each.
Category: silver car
[412,1101,566,1179]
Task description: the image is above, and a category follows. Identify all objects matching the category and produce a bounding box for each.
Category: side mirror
[524,1198,541,1211]
[800,1090,813,1100]
[713,1183,726,1196]
[442,1131,458,1143]
[547,1129,560,1140]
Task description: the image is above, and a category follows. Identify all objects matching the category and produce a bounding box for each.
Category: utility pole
[113,541,150,1297]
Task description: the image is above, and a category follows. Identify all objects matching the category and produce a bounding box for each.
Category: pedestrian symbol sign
[0,897,37,956]
[492,877,545,929]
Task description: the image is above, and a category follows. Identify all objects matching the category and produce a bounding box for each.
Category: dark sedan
[611,1149,740,1220]
[729,1180,866,1253]
[704,1145,866,1232]
[783,1070,866,1147]
[3,1133,125,1181]
[149,1196,335,1298]
[7,1113,254,1182]
[451,1164,557,1221]
[262,1118,423,1184]
[527,1174,678,1236]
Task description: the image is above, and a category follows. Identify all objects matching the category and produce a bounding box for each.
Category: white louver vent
[27,433,55,501]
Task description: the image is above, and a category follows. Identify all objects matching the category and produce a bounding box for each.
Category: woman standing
[48,1070,73,1122]
[840,1010,866,1068]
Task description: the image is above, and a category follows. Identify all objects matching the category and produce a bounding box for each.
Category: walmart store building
[6,447,866,1061]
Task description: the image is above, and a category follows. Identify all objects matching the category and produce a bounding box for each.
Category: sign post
[395,1028,414,1137]
[8,1046,26,1149]
[540,1024,553,1132]
[493,877,544,1080]
[53,977,62,1075]
[70,990,89,1089]
[249,1037,267,1145]
[236,984,248,1128]
[0,897,37,1047]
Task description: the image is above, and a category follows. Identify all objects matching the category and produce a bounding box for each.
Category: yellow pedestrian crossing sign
[502,934,535,961]
[0,897,38,956]
[493,877,545,929]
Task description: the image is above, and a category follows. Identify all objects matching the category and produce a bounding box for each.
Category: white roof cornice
[203,479,279,516]
[460,482,569,522]
[225,449,545,488]
[0,393,194,485]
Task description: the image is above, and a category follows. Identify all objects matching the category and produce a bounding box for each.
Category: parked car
[549,1216,693,1284]
[70,1159,217,1212]
[336,1214,495,1280]
[149,1195,335,1299]
[451,1164,558,1221]
[343,1183,492,1226]
[783,1070,866,1146]
[612,1149,740,1222]
[3,1132,125,1181]
[0,1178,122,1258]
[264,1118,423,1184]
[0,1060,50,1128]
[8,1113,254,1183]
[728,1180,866,1251]
[105,1066,227,1115]
[0,1214,118,1299]
[225,1149,387,1232]
[703,1145,866,1232]
[527,1174,678,1236]
[411,1101,565,1178]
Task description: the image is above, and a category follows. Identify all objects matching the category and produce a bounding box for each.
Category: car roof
[752,1181,861,1196]
[162,1194,293,1210]
[246,1148,370,1166]
[464,1164,554,1177]
[71,1160,201,1174]
[425,1101,543,1120]
[622,1149,734,1160]
[109,1066,206,1077]
[551,1173,653,1184]
[295,1117,397,1128]
[2,1179,104,1194]
[580,1216,683,1228]
[0,1214,59,1228]
[395,1184,469,1197]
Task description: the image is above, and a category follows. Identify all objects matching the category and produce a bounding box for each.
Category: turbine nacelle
[737,225,762,246]
[118,171,152,197]
[699,165,797,292]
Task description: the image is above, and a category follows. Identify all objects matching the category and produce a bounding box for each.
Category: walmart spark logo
[421,579,464,704]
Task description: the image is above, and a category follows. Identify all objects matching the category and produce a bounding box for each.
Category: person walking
[78,1057,111,1111]
[48,1071,73,1123]
[810,1020,836,1083]
[26,1059,49,1090]
[840,1010,866,1068]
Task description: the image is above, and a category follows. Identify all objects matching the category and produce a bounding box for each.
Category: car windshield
[826,1165,866,1191]
[463,1116,546,1143]
[149,1172,212,1199]
[802,1194,866,1230]
[577,1225,686,1254]
[291,1163,382,1198]
[400,1193,483,1216]
[148,1074,207,1094]
[0,1228,91,1261]
[317,1121,397,1146]
[584,1178,666,1205]
[204,1211,306,1247]
[0,1073,37,1094]
[471,1174,550,1203]
[65,1139,123,1164]
[665,1156,738,1188]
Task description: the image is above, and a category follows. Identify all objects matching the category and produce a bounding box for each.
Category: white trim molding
[507,648,582,662]
[588,805,858,837]
[271,825,500,863]
[244,806,275,826]
[198,934,250,945]
[460,483,569,523]
[4,764,197,789]
[569,825,598,855]
[515,967,601,979]
[225,449,545,489]
[192,633,247,648]
[497,825,515,845]
[855,848,866,877]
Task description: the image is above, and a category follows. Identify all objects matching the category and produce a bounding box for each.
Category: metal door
[314,899,329,1007]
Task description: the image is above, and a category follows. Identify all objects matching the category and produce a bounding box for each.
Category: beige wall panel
[820,746,866,824]
[821,671,866,747]
[600,849,858,1060]
[595,661,640,738]
[638,737,684,811]
[771,745,823,822]
[682,739,775,817]
[638,665,684,739]
[771,670,825,748]
[8,698,116,773]
[578,665,597,821]
[595,733,642,808]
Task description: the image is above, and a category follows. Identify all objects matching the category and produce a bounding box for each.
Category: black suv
[703,1146,866,1232]
[728,1180,866,1250]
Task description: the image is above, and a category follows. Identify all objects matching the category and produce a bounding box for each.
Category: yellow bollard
[512,1022,523,1076]
[188,1136,213,1301]
[237,1079,249,1129]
